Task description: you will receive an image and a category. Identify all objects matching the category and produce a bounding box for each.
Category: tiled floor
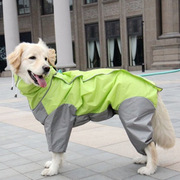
[0,70,180,179]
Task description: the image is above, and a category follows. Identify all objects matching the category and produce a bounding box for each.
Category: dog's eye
[29,56,36,60]
[45,57,48,61]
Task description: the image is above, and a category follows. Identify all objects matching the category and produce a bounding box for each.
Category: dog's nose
[42,66,50,73]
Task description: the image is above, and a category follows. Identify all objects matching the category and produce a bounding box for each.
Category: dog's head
[7,39,56,88]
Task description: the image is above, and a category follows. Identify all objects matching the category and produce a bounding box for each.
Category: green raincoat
[15,67,162,155]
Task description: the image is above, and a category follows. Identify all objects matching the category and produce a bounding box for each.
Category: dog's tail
[152,94,176,149]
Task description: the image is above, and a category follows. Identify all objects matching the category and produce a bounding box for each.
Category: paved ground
[0,69,180,180]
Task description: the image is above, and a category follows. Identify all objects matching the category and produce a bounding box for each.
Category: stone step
[151,61,180,70]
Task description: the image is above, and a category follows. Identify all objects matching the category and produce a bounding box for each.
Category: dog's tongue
[34,74,47,88]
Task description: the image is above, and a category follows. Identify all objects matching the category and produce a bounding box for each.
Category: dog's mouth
[28,70,47,88]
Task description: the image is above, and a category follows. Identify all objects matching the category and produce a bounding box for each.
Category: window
[72,41,76,64]
[17,0,30,15]
[0,0,3,18]
[41,0,53,15]
[0,35,5,61]
[103,0,119,2]
[127,16,144,66]
[69,0,73,11]
[85,0,97,4]
[0,35,6,72]
[20,32,32,43]
[105,20,121,67]
[47,43,56,50]
[85,23,100,68]
[157,0,162,36]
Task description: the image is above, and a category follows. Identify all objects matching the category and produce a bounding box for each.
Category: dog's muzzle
[28,66,50,88]
[43,65,50,74]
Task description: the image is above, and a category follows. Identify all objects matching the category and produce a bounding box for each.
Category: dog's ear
[48,48,56,67]
[7,43,26,74]
[38,38,56,67]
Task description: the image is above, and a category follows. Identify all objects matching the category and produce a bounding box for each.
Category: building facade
[0,0,180,72]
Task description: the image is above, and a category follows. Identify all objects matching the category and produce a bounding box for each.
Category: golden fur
[152,95,175,149]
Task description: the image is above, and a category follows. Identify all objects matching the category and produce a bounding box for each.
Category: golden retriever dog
[7,39,175,176]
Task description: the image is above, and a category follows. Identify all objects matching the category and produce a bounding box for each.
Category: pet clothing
[15,67,162,155]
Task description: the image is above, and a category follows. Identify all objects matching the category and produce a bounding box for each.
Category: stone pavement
[0,70,180,180]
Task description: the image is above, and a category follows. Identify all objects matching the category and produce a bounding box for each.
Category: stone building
[0,0,180,72]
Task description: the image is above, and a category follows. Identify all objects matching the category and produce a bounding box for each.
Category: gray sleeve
[44,104,76,153]
[118,97,155,155]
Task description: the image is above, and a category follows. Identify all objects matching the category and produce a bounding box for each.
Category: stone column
[161,0,179,35]
[3,0,20,70]
[98,0,106,68]
[53,0,76,68]
[30,0,42,42]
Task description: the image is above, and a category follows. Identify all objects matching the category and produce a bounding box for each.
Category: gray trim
[32,102,48,125]
[32,97,156,155]
[44,104,76,153]
[55,70,120,85]
[74,106,114,127]
[118,97,155,155]
[33,102,115,152]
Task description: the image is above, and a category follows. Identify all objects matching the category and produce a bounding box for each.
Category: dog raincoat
[15,67,162,155]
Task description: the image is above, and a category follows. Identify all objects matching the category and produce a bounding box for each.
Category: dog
[7,39,175,176]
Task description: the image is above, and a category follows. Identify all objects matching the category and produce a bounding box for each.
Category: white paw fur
[138,166,156,175]
[44,161,52,168]
[41,152,63,176]
[41,166,59,176]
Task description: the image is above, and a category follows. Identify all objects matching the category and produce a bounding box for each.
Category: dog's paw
[137,167,156,175]
[44,161,52,168]
[133,156,147,164]
[41,167,59,176]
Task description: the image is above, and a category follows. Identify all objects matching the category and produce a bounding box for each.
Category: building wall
[0,0,180,71]
[145,0,180,69]
[74,0,145,70]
